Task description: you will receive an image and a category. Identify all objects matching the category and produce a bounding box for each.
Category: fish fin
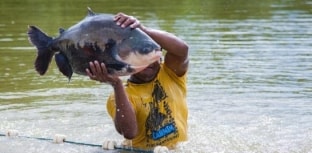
[55,52,73,81]
[105,39,116,50]
[104,39,128,73]
[27,25,54,75]
[87,7,96,16]
[106,63,129,74]
[59,28,66,34]
[105,39,119,59]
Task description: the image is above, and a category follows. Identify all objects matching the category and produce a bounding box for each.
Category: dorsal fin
[87,7,96,16]
[59,28,65,34]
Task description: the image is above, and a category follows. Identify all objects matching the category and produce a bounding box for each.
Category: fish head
[114,31,162,74]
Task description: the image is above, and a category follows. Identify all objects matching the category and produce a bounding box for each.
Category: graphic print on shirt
[145,80,178,147]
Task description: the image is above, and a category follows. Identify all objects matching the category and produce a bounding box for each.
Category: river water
[0,0,311,152]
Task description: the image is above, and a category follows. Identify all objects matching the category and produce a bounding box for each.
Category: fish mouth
[116,50,162,74]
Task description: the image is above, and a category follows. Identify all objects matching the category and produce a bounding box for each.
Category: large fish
[27,8,162,80]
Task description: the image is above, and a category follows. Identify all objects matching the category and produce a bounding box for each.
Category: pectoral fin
[55,52,73,80]
[104,39,129,74]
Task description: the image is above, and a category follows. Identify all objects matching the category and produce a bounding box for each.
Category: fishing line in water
[0,129,155,153]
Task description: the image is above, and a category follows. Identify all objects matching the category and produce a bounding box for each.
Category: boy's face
[131,59,161,83]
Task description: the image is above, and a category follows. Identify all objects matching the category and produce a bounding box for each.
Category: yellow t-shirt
[106,64,188,149]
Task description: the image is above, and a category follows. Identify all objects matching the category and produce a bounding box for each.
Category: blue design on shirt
[152,123,176,140]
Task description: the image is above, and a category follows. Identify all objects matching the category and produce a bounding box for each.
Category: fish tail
[27,25,54,75]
